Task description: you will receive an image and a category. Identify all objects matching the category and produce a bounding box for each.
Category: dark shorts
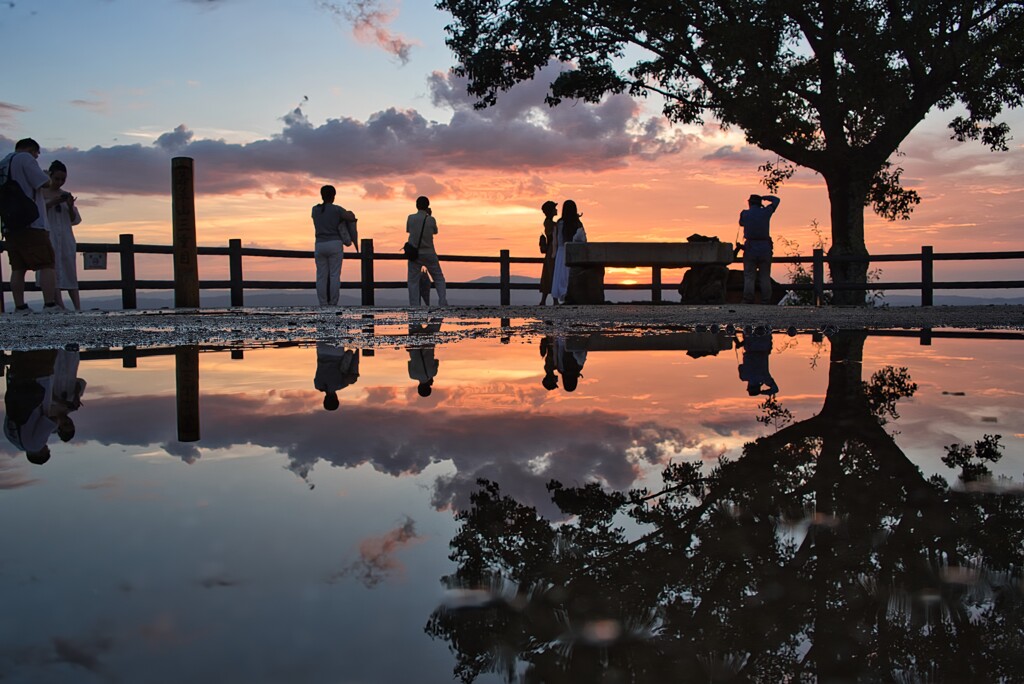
[6,228,55,272]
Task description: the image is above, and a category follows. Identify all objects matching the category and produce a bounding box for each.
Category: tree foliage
[438,0,1024,301]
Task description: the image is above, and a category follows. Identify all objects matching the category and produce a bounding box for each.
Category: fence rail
[1,236,1022,311]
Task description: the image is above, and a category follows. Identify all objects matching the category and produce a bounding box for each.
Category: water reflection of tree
[426,331,1024,683]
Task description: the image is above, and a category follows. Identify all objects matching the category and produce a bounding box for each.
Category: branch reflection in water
[426,331,1024,684]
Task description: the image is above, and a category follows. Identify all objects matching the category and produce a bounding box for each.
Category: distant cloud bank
[11,65,692,198]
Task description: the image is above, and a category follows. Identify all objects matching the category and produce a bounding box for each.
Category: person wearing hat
[738,193,781,304]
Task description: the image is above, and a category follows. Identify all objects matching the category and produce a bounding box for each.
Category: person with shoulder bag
[404,197,448,307]
[2,138,60,313]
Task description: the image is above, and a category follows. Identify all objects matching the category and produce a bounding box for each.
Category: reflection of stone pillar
[171,157,200,308]
[175,345,200,443]
[362,314,375,356]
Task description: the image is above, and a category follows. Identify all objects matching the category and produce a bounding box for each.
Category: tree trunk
[824,174,871,306]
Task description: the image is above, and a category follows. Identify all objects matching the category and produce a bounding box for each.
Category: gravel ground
[1,303,1022,351]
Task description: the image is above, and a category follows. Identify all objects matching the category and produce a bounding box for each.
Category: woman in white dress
[42,160,82,311]
[550,199,586,303]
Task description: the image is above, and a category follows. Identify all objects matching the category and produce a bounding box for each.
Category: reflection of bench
[566,332,733,357]
[564,242,735,303]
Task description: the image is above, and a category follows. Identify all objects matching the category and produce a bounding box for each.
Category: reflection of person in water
[408,320,442,397]
[737,327,779,396]
[313,344,360,411]
[554,337,587,393]
[50,347,87,442]
[3,350,58,464]
[540,336,558,391]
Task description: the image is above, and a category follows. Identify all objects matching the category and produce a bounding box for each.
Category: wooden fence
[1,236,1023,310]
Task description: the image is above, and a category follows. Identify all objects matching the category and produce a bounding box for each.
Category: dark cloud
[701,144,766,165]
[3,64,688,198]
[154,124,194,152]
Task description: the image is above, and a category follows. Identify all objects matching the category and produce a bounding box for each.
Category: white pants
[408,253,447,307]
[315,240,345,306]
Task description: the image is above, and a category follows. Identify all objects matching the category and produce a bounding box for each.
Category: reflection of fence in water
[6,328,1020,447]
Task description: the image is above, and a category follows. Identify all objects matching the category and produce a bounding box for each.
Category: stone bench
[563,241,735,303]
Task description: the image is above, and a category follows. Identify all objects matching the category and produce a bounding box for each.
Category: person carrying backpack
[0,139,59,313]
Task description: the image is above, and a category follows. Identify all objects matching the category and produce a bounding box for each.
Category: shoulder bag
[403,214,428,261]
[0,155,40,235]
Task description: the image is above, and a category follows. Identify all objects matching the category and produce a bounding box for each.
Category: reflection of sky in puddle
[1,327,1022,682]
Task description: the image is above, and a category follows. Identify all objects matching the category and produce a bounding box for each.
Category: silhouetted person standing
[738,194,780,304]
[311,185,357,307]
[41,160,82,311]
[406,197,448,307]
[2,138,58,312]
[538,201,558,305]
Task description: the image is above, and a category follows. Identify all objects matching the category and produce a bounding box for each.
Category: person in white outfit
[550,199,587,303]
[40,160,82,310]
[311,185,357,307]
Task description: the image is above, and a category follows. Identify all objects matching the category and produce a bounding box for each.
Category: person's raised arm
[763,195,780,213]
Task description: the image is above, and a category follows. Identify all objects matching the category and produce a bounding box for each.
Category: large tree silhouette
[437,1,1024,303]
[426,331,1024,682]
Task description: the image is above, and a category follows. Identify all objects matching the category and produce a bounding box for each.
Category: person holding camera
[738,193,780,304]
[405,196,448,307]
[41,160,82,311]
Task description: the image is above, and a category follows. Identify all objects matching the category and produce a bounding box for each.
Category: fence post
[651,266,662,303]
[360,239,375,306]
[500,249,511,306]
[171,157,200,308]
[120,233,137,310]
[921,245,934,307]
[229,238,244,307]
[812,248,825,307]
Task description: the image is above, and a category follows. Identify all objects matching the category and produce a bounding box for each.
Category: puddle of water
[1,326,1022,682]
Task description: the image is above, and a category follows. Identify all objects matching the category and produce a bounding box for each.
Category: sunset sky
[4,0,1023,287]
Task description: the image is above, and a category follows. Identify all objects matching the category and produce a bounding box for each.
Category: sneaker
[42,303,64,314]
[13,304,32,315]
